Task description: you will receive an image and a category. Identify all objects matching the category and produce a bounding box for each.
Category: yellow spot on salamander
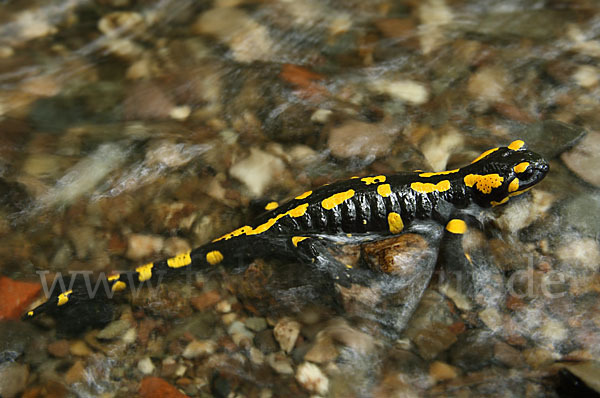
[377,184,392,197]
[167,251,192,268]
[292,236,308,247]
[508,140,525,150]
[419,169,459,178]
[250,218,278,235]
[350,176,359,179]
[57,290,72,306]
[514,162,530,173]
[509,186,533,197]
[136,263,153,282]
[287,203,309,218]
[345,264,353,269]
[362,220,367,225]
[464,174,504,194]
[206,250,224,265]
[112,281,126,292]
[410,180,451,194]
[295,191,312,200]
[491,197,509,206]
[108,275,120,282]
[508,178,519,193]
[446,219,467,234]
[265,201,279,211]
[361,175,386,185]
[27,310,34,317]
[387,212,404,234]
[471,147,499,164]
[213,225,252,241]
[215,203,310,241]
[322,189,355,210]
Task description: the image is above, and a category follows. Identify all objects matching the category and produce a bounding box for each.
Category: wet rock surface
[0,0,598,396]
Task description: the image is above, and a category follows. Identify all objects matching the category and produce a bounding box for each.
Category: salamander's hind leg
[282,235,364,287]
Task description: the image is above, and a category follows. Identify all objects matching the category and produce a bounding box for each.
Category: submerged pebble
[295,362,329,396]
[0,363,28,398]
[229,148,286,197]
[327,120,399,159]
[273,317,301,354]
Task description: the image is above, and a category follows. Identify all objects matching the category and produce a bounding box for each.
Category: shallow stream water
[0,1,599,397]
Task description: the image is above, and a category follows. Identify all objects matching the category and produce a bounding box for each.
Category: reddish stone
[506,295,526,311]
[137,318,159,346]
[139,377,188,398]
[279,64,324,88]
[492,102,535,123]
[0,276,41,320]
[279,64,328,100]
[448,321,466,335]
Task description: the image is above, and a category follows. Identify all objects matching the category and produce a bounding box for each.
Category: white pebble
[121,328,137,344]
[539,318,568,345]
[227,321,255,346]
[573,65,599,88]
[372,79,429,105]
[182,340,217,359]
[273,317,302,353]
[137,357,155,375]
[310,109,333,123]
[216,300,232,313]
[229,148,286,197]
[479,307,503,332]
[169,105,191,120]
[556,238,600,272]
[295,362,329,396]
[125,234,164,260]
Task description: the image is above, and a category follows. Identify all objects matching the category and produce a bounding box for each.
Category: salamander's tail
[22,248,217,331]
[22,272,120,334]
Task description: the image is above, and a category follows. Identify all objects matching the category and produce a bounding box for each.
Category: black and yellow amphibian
[24,140,548,323]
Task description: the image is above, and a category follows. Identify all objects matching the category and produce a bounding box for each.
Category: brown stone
[362,234,430,276]
[190,291,221,311]
[47,340,70,358]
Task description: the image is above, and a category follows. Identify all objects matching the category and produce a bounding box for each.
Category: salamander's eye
[519,168,535,180]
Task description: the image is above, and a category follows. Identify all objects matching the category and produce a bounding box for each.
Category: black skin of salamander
[24,143,549,333]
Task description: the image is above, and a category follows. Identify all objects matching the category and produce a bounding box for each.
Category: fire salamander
[24,140,548,328]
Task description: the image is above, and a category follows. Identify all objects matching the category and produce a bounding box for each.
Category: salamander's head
[464,140,549,208]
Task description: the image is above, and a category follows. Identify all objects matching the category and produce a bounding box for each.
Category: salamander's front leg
[438,214,503,305]
[440,217,473,269]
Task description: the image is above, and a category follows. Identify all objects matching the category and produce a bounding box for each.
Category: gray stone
[515,120,587,160]
[449,330,495,371]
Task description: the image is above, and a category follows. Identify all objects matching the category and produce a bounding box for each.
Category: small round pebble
[267,352,294,375]
[182,340,217,359]
[138,357,156,375]
[245,317,267,332]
